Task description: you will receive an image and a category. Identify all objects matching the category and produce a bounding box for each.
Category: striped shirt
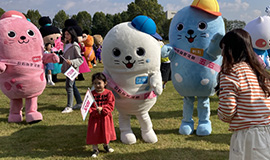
[218,62,270,131]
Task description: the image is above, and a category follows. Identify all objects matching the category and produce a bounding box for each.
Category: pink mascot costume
[0,11,59,124]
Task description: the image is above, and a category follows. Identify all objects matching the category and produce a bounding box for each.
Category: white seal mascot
[102,15,163,144]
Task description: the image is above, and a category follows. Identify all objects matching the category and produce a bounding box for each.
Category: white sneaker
[93,64,97,67]
[72,103,82,110]
[47,81,55,86]
[61,107,73,113]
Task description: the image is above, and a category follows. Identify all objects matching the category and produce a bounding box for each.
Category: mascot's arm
[161,45,172,58]
[149,72,163,96]
[0,62,7,74]
[42,53,60,64]
[161,44,176,61]
[206,33,224,60]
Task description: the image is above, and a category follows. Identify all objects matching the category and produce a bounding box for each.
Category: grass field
[0,64,231,160]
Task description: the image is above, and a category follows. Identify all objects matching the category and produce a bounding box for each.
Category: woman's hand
[66,59,72,65]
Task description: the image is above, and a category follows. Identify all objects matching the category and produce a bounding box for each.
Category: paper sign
[80,89,95,121]
[64,66,79,81]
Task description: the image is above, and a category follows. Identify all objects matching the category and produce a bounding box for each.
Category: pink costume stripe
[173,47,221,72]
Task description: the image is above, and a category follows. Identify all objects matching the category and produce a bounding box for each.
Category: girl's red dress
[86,89,116,144]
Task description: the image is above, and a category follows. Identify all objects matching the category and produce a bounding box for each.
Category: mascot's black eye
[176,23,184,31]
[8,31,16,38]
[50,38,53,40]
[136,47,145,56]
[112,48,121,57]
[198,21,207,31]
[27,30,35,37]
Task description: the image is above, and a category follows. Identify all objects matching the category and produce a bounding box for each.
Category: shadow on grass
[0,108,9,115]
[103,147,228,160]
[0,125,91,159]
[185,133,231,145]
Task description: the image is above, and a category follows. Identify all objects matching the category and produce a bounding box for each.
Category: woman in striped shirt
[217,29,270,160]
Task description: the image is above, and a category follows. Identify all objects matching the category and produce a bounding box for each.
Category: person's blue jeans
[65,77,82,107]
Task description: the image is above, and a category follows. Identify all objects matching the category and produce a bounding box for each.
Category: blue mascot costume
[162,0,225,136]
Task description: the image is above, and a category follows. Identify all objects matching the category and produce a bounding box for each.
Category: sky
[0,0,270,23]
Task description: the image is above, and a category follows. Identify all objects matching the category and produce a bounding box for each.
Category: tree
[92,12,110,37]
[26,10,41,28]
[126,0,166,39]
[106,14,114,30]
[73,11,92,34]
[223,18,246,32]
[0,8,5,17]
[112,13,122,26]
[161,19,171,40]
[120,11,129,22]
[53,10,69,29]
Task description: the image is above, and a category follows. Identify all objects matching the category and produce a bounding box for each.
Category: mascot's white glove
[149,72,163,96]
[0,62,6,74]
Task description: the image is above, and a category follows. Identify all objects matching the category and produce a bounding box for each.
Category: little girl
[86,72,116,158]
[44,43,55,86]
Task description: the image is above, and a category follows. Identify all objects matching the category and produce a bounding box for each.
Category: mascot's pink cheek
[255,39,267,48]
[4,82,12,90]
[16,84,22,89]
[40,73,44,81]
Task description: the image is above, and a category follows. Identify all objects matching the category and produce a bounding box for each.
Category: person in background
[217,28,270,160]
[93,34,103,64]
[44,43,55,86]
[86,72,116,158]
[60,27,83,113]
[159,41,171,89]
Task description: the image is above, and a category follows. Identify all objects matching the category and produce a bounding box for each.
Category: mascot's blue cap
[131,15,162,40]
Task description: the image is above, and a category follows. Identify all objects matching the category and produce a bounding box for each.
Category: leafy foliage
[223,17,246,32]
[0,1,247,41]
[0,8,5,17]
[73,11,92,34]
[26,10,41,28]
[53,10,69,29]
[92,12,110,37]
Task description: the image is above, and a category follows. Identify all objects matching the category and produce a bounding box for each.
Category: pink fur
[0,11,58,123]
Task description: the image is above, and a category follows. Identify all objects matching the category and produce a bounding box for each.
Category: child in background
[44,43,55,86]
[217,29,270,160]
[93,34,103,64]
[86,72,116,158]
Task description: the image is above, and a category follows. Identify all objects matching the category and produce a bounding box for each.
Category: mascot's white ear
[257,16,264,23]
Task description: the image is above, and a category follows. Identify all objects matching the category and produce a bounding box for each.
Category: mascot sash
[103,72,157,100]
[174,47,221,72]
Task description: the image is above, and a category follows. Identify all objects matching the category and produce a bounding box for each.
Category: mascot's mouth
[18,39,29,44]
[123,60,136,69]
[185,35,197,43]
[32,56,42,62]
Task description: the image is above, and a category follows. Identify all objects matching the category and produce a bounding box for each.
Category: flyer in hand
[80,89,95,121]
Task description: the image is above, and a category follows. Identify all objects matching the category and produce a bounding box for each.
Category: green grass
[0,64,231,160]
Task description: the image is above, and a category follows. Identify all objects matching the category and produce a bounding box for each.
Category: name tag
[135,76,148,84]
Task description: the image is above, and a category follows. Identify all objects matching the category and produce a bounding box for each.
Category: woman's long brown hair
[219,28,270,97]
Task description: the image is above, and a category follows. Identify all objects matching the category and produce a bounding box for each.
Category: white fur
[102,22,162,144]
